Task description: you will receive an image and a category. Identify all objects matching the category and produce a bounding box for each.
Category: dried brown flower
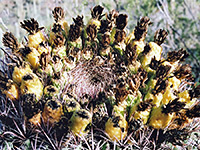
[52,7,65,22]
[154,29,168,45]
[162,98,185,114]
[174,64,193,80]
[156,64,171,79]
[134,16,152,41]
[91,5,104,20]
[20,18,44,35]
[167,48,189,62]
[73,15,84,27]
[114,30,126,44]
[2,32,19,52]
[152,78,168,95]
[86,24,97,41]
[116,14,128,30]
[68,24,80,42]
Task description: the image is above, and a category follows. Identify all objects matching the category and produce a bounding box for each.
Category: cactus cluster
[0,5,199,149]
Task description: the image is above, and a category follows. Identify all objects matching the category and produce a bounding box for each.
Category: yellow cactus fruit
[149,106,174,129]
[132,40,145,55]
[161,86,177,105]
[29,111,42,126]
[43,85,58,98]
[12,63,32,84]
[42,99,63,125]
[2,80,19,101]
[130,99,153,124]
[20,46,40,69]
[105,115,128,141]
[20,73,43,100]
[168,76,181,91]
[148,98,185,129]
[28,31,45,49]
[145,92,163,107]
[65,98,80,113]
[37,42,51,55]
[178,90,196,108]
[141,42,162,68]
[20,18,45,49]
[140,29,168,71]
[69,109,92,136]
[128,16,152,55]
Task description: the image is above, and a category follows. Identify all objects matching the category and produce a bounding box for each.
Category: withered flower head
[52,23,63,33]
[128,75,141,92]
[76,109,90,119]
[20,18,44,35]
[138,67,148,87]
[52,7,65,22]
[149,56,161,70]
[116,14,128,30]
[185,103,200,118]
[156,64,171,79]
[162,98,186,114]
[154,29,168,45]
[21,93,43,119]
[99,19,112,33]
[73,15,84,27]
[68,24,80,42]
[106,9,119,22]
[174,64,192,80]
[128,67,147,92]
[20,46,32,57]
[52,71,61,80]
[114,30,126,44]
[167,48,189,62]
[142,43,151,55]
[137,99,153,111]
[91,5,104,20]
[101,33,111,48]
[0,71,9,90]
[22,74,33,81]
[115,78,129,102]
[189,85,200,99]
[39,52,50,68]
[86,24,97,41]
[52,55,61,63]
[45,85,57,94]
[134,16,152,41]
[152,78,168,95]
[47,99,61,110]
[53,33,65,47]
[124,43,137,64]
[164,128,190,146]
[2,32,19,52]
